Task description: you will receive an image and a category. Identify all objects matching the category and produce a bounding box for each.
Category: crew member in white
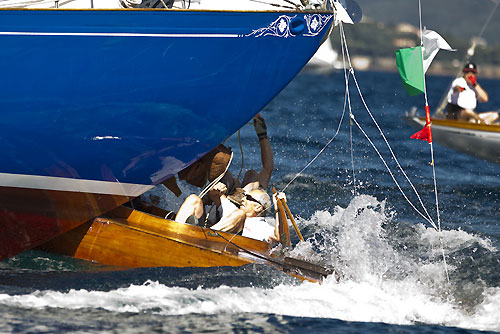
[446,62,496,124]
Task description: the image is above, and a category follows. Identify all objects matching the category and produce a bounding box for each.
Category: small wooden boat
[38,205,336,283]
[404,115,500,165]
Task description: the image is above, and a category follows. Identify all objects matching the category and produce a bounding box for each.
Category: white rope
[281,18,356,193]
[418,0,449,283]
[281,68,349,192]
[283,21,439,232]
[418,0,441,228]
[338,25,437,229]
[199,152,234,199]
[351,114,438,229]
[281,102,347,192]
[339,24,358,195]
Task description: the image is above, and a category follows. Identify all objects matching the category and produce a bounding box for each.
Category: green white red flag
[396,30,453,142]
[396,30,454,97]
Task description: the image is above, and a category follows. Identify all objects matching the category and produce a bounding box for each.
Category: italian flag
[396,30,454,142]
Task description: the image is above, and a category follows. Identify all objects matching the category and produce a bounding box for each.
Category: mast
[434,0,499,116]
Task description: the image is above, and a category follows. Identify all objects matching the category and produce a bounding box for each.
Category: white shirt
[447,77,477,110]
[242,217,275,242]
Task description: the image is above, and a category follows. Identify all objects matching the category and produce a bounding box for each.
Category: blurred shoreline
[316,56,500,79]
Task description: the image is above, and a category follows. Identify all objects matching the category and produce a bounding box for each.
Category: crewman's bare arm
[475,83,489,103]
[256,136,273,189]
[253,114,273,189]
[209,206,246,234]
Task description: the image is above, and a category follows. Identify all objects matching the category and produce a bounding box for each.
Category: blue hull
[0,9,333,259]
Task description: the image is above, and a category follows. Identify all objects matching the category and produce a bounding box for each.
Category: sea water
[1,70,499,333]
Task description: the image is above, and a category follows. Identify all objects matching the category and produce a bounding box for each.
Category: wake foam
[0,195,498,332]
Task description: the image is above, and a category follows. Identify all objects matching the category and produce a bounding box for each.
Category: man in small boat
[446,62,497,124]
[175,114,278,241]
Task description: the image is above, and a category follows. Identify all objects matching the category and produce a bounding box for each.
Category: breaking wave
[0,195,499,332]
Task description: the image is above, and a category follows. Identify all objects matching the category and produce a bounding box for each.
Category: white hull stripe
[0,31,241,38]
[0,172,154,197]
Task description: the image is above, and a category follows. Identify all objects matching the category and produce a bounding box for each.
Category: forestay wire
[281,71,349,192]
[283,20,439,231]
[418,0,449,283]
[340,22,437,230]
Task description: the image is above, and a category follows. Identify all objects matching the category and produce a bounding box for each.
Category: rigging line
[432,143,449,282]
[418,0,449,283]
[436,0,499,115]
[439,233,450,283]
[477,0,499,39]
[418,0,441,231]
[418,0,423,46]
[199,152,234,199]
[247,0,296,9]
[339,23,358,194]
[339,26,435,225]
[430,145,441,231]
[281,102,348,192]
[350,75,436,227]
[338,22,437,230]
[350,114,438,230]
[349,101,357,195]
[281,22,354,192]
[418,0,440,225]
[281,0,303,9]
[208,227,304,274]
[236,129,245,182]
[280,57,349,192]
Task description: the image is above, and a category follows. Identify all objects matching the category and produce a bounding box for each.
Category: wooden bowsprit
[272,187,340,281]
[273,187,304,247]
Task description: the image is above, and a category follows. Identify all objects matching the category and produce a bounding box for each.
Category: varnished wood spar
[40,206,270,268]
[273,187,291,247]
[280,196,304,242]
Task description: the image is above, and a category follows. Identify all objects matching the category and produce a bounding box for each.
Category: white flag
[334,1,354,24]
[422,29,455,73]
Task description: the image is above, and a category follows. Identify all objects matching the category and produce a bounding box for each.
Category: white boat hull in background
[305,38,342,73]
[405,116,500,165]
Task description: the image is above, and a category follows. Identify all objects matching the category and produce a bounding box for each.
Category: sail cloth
[396,30,454,96]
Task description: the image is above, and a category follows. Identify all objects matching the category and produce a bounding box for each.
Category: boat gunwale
[417,116,500,133]
[0,7,334,14]
[107,206,273,254]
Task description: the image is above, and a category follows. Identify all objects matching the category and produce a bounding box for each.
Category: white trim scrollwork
[247,13,332,38]
[304,14,333,37]
[246,15,295,38]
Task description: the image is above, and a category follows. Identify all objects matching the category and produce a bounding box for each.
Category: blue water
[1,69,500,333]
